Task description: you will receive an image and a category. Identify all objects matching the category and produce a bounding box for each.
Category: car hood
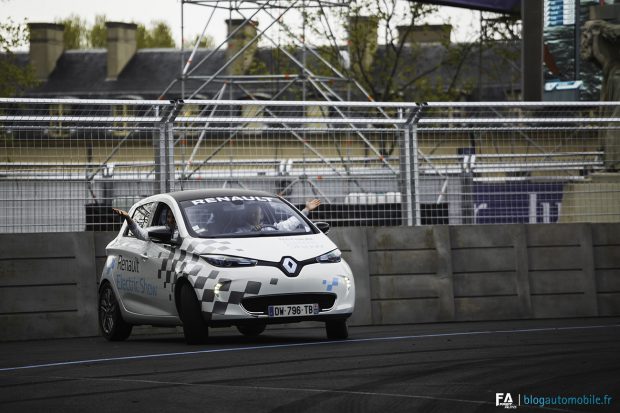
[182,232,338,262]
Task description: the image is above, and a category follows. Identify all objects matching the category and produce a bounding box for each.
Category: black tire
[237,323,266,337]
[325,320,348,340]
[180,283,209,344]
[98,282,132,341]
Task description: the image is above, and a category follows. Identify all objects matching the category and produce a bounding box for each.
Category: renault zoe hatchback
[98,189,355,344]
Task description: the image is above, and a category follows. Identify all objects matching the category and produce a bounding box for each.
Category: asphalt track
[0,318,618,413]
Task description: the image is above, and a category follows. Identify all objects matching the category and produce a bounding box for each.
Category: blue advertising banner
[544,0,576,27]
[474,182,565,224]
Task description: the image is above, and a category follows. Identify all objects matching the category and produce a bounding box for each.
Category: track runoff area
[0,318,618,412]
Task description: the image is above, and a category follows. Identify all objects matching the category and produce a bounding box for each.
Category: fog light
[343,275,351,291]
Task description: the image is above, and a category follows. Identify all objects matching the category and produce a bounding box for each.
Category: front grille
[241,293,337,314]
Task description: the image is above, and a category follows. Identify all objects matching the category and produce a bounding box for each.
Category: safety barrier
[1,223,618,341]
[1,99,619,232]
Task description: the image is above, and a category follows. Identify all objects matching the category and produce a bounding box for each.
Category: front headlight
[316,248,341,263]
[201,254,257,267]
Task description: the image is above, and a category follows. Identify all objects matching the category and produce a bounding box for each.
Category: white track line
[0,324,618,372]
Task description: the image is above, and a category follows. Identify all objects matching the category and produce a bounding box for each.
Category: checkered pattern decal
[183,239,245,255]
[322,277,339,292]
[193,277,262,321]
[154,238,247,302]
[154,239,262,320]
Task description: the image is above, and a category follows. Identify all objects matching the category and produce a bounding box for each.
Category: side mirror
[148,226,172,243]
[315,221,330,234]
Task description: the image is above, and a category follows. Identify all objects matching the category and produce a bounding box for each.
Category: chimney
[226,19,259,75]
[398,24,452,45]
[347,15,378,74]
[28,23,64,80]
[105,22,137,80]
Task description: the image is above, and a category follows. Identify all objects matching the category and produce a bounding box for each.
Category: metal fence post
[166,119,175,191]
[411,122,421,226]
[399,125,413,226]
[156,100,183,194]
[157,122,168,194]
[401,104,425,226]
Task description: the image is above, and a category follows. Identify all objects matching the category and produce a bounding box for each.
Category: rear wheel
[237,323,266,337]
[98,282,132,341]
[325,320,348,340]
[180,283,209,344]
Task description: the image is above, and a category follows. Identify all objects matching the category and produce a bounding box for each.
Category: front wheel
[325,320,348,340]
[98,282,132,341]
[180,283,209,344]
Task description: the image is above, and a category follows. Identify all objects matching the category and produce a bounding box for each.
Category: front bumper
[188,261,355,323]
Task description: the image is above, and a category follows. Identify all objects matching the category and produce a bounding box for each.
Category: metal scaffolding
[161,1,406,198]
[164,1,357,100]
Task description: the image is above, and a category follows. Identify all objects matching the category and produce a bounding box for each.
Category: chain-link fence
[0,98,619,233]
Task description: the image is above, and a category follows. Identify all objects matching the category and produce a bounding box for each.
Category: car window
[180,196,313,238]
[125,202,154,238]
[152,202,175,227]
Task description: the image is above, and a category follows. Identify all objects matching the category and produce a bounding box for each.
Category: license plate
[268,303,319,317]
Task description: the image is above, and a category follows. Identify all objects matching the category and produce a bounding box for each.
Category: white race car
[98,189,355,344]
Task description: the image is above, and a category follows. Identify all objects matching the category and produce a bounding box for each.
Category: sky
[3,0,482,50]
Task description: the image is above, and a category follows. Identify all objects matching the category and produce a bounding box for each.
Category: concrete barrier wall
[1,223,619,341]
[0,233,99,340]
[335,224,620,326]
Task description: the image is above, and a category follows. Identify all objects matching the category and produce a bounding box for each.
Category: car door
[113,201,156,316]
[138,201,181,317]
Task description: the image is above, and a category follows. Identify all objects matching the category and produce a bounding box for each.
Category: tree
[55,15,177,49]
[88,15,107,48]
[302,0,474,102]
[0,18,38,96]
[136,21,176,48]
[58,14,88,49]
[149,21,175,48]
[185,33,215,49]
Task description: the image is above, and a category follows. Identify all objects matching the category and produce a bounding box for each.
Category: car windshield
[180,195,313,238]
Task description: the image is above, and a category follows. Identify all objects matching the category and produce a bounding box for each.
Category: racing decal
[155,246,201,301]
[277,236,324,250]
[104,258,116,277]
[322,277,339,292]
[157,249,200,289]
[118,255,140,273]
[190,196,274,205]
[184,239,245,255]
[193,278,263,320]
[115,274,158,296]
[153,237,245,302]
[193,270,219,289]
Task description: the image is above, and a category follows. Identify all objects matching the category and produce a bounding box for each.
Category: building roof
[14,49,228,99]
[10,43,523,101]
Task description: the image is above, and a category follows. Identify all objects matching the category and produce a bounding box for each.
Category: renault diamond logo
[282,257,297,274]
